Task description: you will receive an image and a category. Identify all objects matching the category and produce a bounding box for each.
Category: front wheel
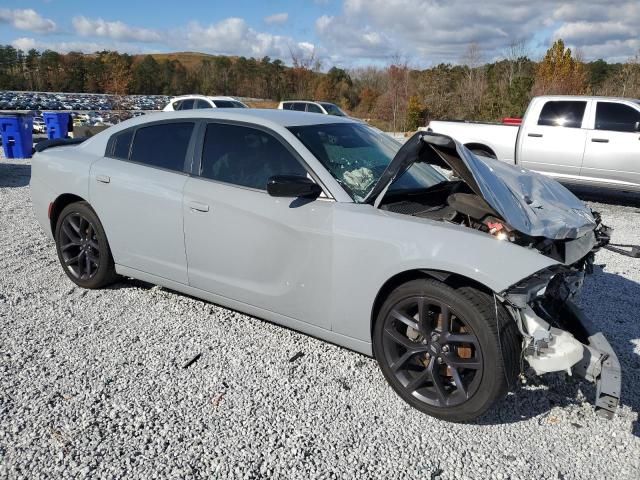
[54,201,118,289]
[373,279,520,422]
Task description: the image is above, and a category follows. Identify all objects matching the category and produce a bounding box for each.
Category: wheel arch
[464,143,497,158]
[370,269,495,338]
[49,193,87,236]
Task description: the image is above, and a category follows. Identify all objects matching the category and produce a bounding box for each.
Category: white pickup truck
[426,95,640,192]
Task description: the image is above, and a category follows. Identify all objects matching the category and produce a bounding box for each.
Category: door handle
[96,174,110,184]
[591,138,609,143]
[527,133,543,138]
[188,201,209,212]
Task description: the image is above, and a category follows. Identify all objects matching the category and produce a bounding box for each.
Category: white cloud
[72,16,162,42]
[11,36,148,54]
[181,18,316,60]
[264,12,289,25]
[316,0,640,65]
[0,8,56,33]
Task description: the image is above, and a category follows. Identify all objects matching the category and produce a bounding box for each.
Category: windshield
[288,123,446,201]
[319,102,346,116]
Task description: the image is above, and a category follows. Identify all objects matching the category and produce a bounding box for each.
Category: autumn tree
[101,52,132,111]
[533,39,586,95]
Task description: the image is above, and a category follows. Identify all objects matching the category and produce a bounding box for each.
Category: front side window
[595,102,640,132]
[306,103,323,114]
[129,122,194,172]
[195,99,213,109]
[111,129,133,159]
[537,101,586,128]
[289,123,445,201]
[200,123,308,190]
[172,100,183,110]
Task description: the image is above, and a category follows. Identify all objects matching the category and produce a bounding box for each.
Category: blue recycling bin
[0,114,33,159]
[43,112,70,140]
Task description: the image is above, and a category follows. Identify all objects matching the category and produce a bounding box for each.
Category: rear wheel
[373,279,520,422]
[54,202,118,289]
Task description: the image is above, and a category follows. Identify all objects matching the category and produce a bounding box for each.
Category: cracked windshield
[288,123,446,201]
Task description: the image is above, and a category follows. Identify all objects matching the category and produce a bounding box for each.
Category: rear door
[517,100,588,180]
[581,101,640,189]
[89,121,197,283]
[182,121,334,328]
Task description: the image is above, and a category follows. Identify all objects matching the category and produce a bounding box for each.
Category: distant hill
[133,52,239,71]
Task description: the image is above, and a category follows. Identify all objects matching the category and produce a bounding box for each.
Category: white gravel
[1,156,639,480]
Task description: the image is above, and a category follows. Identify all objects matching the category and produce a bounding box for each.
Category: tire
[373,278,520,422]
[469,148,497,159]
[54,201,118,289]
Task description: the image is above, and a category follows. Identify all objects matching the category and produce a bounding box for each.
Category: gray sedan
[30,109,623,422]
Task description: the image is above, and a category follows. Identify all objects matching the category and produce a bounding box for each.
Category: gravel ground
[1,156,639,480]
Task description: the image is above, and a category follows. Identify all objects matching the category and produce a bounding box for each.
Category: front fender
[330,204,558,342]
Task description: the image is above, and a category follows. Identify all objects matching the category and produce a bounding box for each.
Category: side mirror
[267,175,322,198]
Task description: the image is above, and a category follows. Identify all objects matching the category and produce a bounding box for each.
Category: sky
[1,0,639,69]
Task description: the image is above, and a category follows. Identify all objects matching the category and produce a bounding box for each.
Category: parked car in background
[426,95,640,192]
[32,117,46,133]
[163,95,248,111]
[30,110,624,422]
[278,100,348,117]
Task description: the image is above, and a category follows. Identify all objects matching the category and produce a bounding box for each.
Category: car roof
[106,108,356,132]
[534,95,640,102]
[170,95,241,102]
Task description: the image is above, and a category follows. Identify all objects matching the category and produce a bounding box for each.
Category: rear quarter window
[110,129,133,159]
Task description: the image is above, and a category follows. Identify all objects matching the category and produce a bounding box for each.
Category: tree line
[1,40,639,130]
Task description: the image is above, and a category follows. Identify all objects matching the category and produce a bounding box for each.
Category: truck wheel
[54,201,118,289]
[373,278,520,422]
[469,148,497,159]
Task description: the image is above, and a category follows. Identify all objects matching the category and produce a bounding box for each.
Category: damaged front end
[500,240,621,419]
[368,131,630,418]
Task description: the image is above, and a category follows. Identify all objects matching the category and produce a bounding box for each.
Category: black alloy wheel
[381,296,483,408]
[55,201,118,289]
[373,279,520,422]
[59,212,100,280]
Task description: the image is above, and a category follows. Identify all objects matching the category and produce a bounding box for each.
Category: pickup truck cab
[427,96,640,192]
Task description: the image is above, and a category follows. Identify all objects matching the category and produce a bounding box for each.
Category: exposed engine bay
[378,179,611,267]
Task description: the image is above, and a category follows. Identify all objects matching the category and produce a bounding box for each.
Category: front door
[183,122,334,328]
[518,99,588,180]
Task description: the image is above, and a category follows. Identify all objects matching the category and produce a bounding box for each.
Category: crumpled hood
[367,131,596,240]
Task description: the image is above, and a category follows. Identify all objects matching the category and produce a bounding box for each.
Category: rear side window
[306,103,323,113]
[537,101,586,128]
[282,102,294,110]
[292,103,306,112]
[129,122,194,172]
[595,102,640,132]
[200,123,307,190]
[111,129,133,159]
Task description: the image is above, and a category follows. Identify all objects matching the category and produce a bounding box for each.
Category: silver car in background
[30,109,623,422]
